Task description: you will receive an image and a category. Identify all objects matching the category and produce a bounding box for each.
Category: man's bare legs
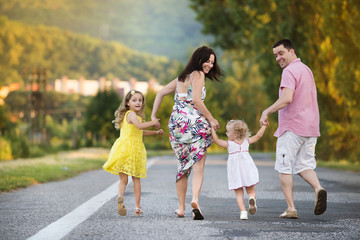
[298,169,322,192]
[299,169,327,215]
[279,173,296,211]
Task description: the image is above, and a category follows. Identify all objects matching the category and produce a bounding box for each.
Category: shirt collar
[289,58,301,66]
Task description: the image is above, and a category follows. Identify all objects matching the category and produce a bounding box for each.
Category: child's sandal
[134,208,143,216]
[117,196,127,216]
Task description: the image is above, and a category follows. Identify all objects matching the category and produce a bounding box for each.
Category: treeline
[0,16,180,86]
[0,0,209,61]
[190,0,360,162]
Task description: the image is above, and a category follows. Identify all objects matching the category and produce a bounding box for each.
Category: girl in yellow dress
[103,90,164,216]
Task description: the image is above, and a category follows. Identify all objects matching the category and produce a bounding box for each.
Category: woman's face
[202,54,215,74]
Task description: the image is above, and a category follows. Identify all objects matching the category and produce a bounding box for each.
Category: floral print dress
[168,80,212,181]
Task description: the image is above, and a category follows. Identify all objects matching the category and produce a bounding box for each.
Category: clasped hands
[259,111,270,127]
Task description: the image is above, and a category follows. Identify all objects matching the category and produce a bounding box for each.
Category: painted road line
[27,158,159,240]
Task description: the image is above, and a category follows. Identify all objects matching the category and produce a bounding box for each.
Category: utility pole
[27,68,47,144]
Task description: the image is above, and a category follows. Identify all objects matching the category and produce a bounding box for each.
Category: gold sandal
[134,208,144,216]
[117,196,127,216]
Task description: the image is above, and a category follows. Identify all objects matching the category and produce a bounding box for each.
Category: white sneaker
[240,211,248,220]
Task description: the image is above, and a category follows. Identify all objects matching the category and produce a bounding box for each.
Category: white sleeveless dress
[227,139,259,190]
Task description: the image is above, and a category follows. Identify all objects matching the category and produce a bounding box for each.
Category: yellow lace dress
[103,111,147,178]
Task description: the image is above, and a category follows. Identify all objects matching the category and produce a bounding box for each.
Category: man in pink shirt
[260,39,327,219]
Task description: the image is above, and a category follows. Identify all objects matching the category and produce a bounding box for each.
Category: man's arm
[259,87,294,126]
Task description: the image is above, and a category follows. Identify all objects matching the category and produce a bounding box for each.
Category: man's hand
[260,110,269,127]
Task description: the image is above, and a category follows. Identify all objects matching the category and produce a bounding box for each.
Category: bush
[28,145,47,158]
[0,137,13,161]
[9,135,30,159]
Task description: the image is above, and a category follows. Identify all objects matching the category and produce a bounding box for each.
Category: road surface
[0,153,359,240]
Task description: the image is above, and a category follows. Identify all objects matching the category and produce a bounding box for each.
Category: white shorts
[275,131,317,174]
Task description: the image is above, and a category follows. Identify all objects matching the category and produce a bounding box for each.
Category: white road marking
[27,158,159,240]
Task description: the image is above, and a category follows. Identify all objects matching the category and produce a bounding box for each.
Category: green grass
[317,160,360,172]
[0,148,109,192]
[0,148,174,193]
[0,158,105,192]
[0,148,358,193]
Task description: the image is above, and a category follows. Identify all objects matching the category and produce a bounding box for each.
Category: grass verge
[317,160,360,172]
[0,148,175,193]
[0,148,108,192]
[1,148,358,193]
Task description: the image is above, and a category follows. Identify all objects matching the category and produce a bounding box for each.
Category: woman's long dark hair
[178,46,223,82]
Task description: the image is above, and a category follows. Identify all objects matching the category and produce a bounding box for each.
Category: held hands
[157,129,165,135]
[151,117,161,129]
[259,111,269,127]
[209,118,220,131]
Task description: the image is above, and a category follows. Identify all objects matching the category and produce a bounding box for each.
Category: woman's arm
[248,125,267,144]
[151,79,177,121]
[143,129,165,136]
[191,71,219,130]
[127,111,159,130]
[211,127,227,148]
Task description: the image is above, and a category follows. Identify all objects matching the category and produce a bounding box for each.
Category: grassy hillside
[0,17,180,86]
[0,0,211,61]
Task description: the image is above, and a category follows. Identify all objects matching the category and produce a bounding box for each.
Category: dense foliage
[190,0,360,162]
[84,90,121,146]
[0,0,210,61]
[0,16,180,86]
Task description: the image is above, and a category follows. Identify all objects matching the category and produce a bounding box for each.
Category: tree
[84,90,121,146]
[190,0,360,162]
[0,105,11,135]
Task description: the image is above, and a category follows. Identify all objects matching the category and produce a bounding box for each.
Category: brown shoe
[248,197,257,215]
[314,188,327,215]
[279,209,298,219]
[117,196,127,216]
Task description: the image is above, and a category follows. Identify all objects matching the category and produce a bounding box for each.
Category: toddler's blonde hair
[227,120,251,140]
[112,90,145,130]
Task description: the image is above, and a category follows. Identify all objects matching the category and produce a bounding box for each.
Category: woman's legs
[191,153,207,208]
[176,176,188,216]
[132,177,141,209]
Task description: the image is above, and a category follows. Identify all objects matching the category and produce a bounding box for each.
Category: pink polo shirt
[274,58,320,138]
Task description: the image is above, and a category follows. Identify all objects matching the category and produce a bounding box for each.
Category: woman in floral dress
[151,46,223,220]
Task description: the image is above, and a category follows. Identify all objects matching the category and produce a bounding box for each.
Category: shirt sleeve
[280,68,296,90]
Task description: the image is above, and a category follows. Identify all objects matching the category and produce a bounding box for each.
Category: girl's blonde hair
[227,120,251,140]
[112,90,145,130]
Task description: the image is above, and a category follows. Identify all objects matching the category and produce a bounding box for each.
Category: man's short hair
[273,39,295,51]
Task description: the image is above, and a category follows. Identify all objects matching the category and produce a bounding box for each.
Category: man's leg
[299,169,327,215]
[298,169,322,192]
[279,173,296,211]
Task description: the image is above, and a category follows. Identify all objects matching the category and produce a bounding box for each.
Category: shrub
[0,137,13,161]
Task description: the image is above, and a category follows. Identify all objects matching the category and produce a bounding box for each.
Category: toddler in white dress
[211,120,267,220]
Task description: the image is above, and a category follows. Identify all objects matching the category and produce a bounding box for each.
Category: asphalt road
[0,153,359,240]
